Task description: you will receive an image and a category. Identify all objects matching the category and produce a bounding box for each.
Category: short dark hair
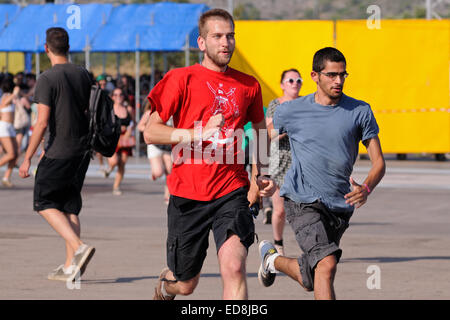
[1,77,15,94]
[280,68,301,83]
[25,73,36,81]
[45,27,69,56]
[198,8,234,38]
[312,47,346,72]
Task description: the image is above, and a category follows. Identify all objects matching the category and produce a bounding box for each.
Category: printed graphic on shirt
[206,81,240,149]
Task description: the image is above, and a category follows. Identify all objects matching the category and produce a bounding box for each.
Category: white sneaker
[47,264,76,281]
[72,244,95,278]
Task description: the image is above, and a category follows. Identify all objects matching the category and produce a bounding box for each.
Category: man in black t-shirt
[19,27,95,283]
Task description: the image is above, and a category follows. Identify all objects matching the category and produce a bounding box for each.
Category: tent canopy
[0,4,113,52]
[91,3,209,52]
[0,2,209,53]
[0,4,21,33]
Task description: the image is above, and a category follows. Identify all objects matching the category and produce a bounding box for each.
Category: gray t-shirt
[34,63,92,159]
[273,93,379,213]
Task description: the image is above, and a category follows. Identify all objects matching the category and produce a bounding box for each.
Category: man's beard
[328,90,343,100]
[205,47,233,68]
[319,82,343,100]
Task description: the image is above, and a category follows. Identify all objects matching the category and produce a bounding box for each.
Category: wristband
[256,174,271,179]
[362,183,371,194]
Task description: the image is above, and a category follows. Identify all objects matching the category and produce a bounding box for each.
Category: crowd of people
[0,69,168,195]
[2,8,386,301]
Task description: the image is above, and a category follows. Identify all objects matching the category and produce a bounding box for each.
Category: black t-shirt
[34,63,92,159]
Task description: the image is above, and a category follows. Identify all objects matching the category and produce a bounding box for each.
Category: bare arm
[252,118,276,197]
[345,136,386,208]
[137,110,150,132]
[0,87,20,108]
[19,103,50,178]
[266,117,287,141]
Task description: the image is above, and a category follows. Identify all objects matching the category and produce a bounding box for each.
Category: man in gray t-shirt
[257,47,385,300]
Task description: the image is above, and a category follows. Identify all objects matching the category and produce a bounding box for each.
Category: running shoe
[72,244,95,279]
[47,264,76,281]
[258,240,277,287]
[2,179,13,188]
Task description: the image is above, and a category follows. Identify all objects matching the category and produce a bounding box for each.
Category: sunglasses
[284,78,303,85]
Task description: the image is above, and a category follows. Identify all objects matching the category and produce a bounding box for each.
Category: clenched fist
[202,114,225,141]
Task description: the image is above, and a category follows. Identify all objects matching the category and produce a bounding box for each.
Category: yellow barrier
[231,19,450,154]
[337,20,450,153]
[230,20,335,106]
[0,52,24,74]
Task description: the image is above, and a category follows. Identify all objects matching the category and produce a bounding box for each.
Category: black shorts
[166,187,255,281]
[33,154,90,215]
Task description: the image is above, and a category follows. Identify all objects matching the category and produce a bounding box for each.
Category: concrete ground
[1,154,449,300]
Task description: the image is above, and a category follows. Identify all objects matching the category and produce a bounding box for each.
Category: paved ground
[1,154,450,300]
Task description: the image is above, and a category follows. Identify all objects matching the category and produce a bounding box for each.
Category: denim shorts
[166,187,255,281]
[284,198,352,291]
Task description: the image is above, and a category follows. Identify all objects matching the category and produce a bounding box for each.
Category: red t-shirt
[148,64,264,201]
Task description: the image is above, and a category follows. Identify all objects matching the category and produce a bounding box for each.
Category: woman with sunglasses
[265,68,303,255]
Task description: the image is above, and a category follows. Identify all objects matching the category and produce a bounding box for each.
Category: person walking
[257,47,385,300]
[138,100,172,204]
[19,27,95,282]
[103,87,135,196]
[144,8,275,300]
[265,68,303,255]
[0,78,19,187]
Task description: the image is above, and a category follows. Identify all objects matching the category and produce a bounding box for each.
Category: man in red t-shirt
[145,8,276,300]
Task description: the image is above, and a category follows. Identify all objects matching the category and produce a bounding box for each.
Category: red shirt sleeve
[245,80,264,124]
[147,70,183,123]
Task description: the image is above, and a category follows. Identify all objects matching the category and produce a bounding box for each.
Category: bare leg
[113,152,128,190]
[162,152,172,203]
[161,270,201,297]
[15,133,24,156]
[97,153,104,168]
[3,158,15,181]
[64,213,81,268]
[271,188,285,253]
[313,255,337,300]
[273,254,337,299]
[149,155,164,180]
[162,152,172,175]
[218,234,248,300]
[274,255,308,288]
[107,153,118,173]
[39,209,83,258]
[1,137,18,183]
[0,137,17,168]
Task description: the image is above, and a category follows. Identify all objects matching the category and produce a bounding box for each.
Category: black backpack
[87,85,121,157]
